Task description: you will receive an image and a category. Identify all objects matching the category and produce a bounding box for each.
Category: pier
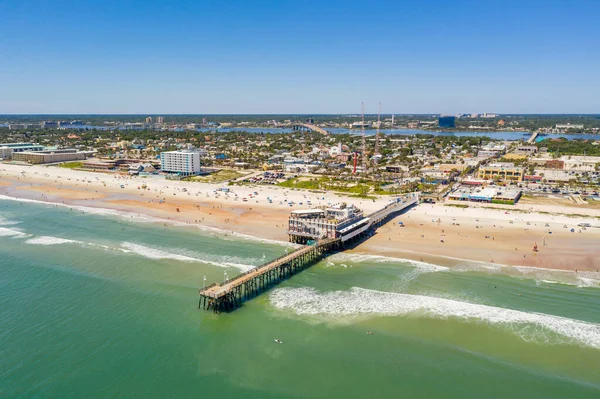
[199,238,340,313]
[199,193,418,313]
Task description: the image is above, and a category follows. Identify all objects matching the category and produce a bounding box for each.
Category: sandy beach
[2,163,600,272]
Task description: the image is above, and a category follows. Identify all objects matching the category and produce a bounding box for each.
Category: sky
[1,0,599,114]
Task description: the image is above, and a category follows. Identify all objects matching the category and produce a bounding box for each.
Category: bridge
[292,123,329,135]
[199,194,418,313]
[527,131,539,144]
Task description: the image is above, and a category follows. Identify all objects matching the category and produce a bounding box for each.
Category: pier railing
[216,245,308,288]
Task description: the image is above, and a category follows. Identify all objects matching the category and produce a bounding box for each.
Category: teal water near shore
[1,199,599,398]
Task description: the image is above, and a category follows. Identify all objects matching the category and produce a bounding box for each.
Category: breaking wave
[0,217,20,226]
[119,242,255,271]
[0,226,27,237]
[0,194,295,249]
[327,252,449,272]
[269,287,600,349]
[25,236,80,245]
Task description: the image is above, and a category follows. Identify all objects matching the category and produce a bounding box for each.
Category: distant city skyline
[2,0,600,114]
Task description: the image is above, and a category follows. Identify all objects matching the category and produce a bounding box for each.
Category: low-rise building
[562,156,600,171]
[448,186,521,204]
[12,149,87,164]
[514,146,538,155]
[477,150,502,159]
[478,162,524,182]
[83,159,118,170]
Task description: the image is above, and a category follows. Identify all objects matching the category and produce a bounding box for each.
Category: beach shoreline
[2,163,600,273]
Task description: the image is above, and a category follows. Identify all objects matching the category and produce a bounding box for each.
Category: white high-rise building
[160,149,202,175]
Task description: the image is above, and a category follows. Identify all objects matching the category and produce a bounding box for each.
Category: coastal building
[448,186,522,204]
[160,149,202,175]
[0,143,46,160]
[12,149,87,164]
[287,203,364,243]
[438,116,456,128]
[0,147,12,160]
[477,162,524,182]
[82,159,118,170]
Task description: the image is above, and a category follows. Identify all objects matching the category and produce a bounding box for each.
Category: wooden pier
[198,193,418,313]
[199,238,341,313]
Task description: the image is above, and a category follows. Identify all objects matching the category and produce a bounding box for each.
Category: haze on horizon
[1,0,599,115]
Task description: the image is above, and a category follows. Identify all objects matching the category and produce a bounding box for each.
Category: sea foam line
[330,251,599,288]
[269,287,600,349]
[119,242,255,271]
[0,194,296,248]
[328,252,449,272]
[16,230,257,271]
[25,236,80,245]
[0,226,27,237]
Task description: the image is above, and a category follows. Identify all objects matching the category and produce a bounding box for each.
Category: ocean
[1,198,599,398]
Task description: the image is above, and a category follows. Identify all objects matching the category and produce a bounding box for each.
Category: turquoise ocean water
[1,198,599,398]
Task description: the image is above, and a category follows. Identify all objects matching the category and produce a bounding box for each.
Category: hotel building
[160,149,202,175]
[12,149,87,164]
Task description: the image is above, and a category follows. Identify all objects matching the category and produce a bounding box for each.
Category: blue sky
[1,0,599,114]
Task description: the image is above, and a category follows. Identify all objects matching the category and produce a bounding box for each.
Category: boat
[274,339,283,344]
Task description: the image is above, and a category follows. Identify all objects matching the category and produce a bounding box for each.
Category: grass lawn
[279,176,394,197]
[59,161,84,169]
[186,169,245,184]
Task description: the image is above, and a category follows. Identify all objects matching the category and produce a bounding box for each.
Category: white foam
[25,236,80,245]
[0,217,20,226]
[270,287,600,349]
[0,226,27,237]
[119,242,254,271]
[578,277,600,288]
[0,194,296,249]
[328,252,449,272]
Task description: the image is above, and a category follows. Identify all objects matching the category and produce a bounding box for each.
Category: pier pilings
[199,239,340,313]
